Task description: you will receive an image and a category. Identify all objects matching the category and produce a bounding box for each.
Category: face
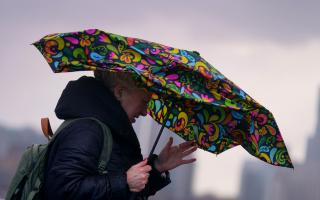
[115,86,152,123]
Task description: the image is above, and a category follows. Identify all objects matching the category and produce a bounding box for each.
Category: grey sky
[1,0,320,44]
[0,0,320,198]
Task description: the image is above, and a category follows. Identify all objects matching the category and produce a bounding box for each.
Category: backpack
[5,117,113,200]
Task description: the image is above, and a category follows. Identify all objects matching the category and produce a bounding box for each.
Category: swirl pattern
[34,29,293,168]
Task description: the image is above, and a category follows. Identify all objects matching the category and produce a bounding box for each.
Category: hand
[154,137,197,172]
[126,159,152,192]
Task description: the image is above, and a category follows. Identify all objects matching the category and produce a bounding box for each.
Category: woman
[43,71,197,200]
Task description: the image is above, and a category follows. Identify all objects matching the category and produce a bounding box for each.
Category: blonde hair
[94,70,137,91]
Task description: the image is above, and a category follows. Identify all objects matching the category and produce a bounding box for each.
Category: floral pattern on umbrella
[33,29,293,168]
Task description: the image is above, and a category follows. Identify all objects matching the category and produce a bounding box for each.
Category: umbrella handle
[130,103,174,200]
[148,102,174,157]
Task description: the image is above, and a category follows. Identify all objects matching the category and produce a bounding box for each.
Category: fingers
[182,145,197,157]
[170,145,179,153]
[178,141,197,166]
[127,160,151,192]
[179,140,194,148]
[164,137,174,151]
[180,158,197,165]
[140,165,152,173]
[132,159,152,173]
[178,140,196,151]
[134,158,148,167]
[130,178,148,192]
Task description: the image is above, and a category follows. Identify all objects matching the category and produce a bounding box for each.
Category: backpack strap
[88,118,113,175]
[51,117,113,175]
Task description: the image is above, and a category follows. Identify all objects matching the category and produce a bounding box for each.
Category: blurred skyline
[1,0,320,198]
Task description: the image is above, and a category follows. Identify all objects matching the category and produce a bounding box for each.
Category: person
[42,70,197,200]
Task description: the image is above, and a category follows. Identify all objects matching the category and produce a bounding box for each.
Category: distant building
[239,89,320,200]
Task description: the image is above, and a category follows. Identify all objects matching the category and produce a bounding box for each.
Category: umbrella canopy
[33,29,293,168]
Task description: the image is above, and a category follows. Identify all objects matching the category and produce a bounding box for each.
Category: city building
[239,89,320,200]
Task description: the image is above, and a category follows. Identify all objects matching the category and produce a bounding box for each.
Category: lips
[131,116,138,123]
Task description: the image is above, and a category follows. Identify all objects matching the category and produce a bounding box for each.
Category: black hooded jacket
[43,76,170,200]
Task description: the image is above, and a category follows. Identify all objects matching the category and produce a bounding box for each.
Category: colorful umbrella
[33,29,293,168]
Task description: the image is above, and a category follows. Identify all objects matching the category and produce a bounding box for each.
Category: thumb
[135,158,148,167]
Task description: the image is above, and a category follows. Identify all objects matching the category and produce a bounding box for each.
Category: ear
[113,84,124,101]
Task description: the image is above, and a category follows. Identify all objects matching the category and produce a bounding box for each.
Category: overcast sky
[1,0,320,198]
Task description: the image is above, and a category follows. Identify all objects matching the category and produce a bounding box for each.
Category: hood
[55,76,141,153]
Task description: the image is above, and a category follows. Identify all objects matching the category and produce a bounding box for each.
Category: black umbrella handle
[130,102,174,200]
[148,102,174,157]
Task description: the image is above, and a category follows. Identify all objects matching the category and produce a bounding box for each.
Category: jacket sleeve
[43,119,129,200]
[142,154,171,197]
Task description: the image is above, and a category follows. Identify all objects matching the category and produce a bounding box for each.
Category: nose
[141,107,148,116]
